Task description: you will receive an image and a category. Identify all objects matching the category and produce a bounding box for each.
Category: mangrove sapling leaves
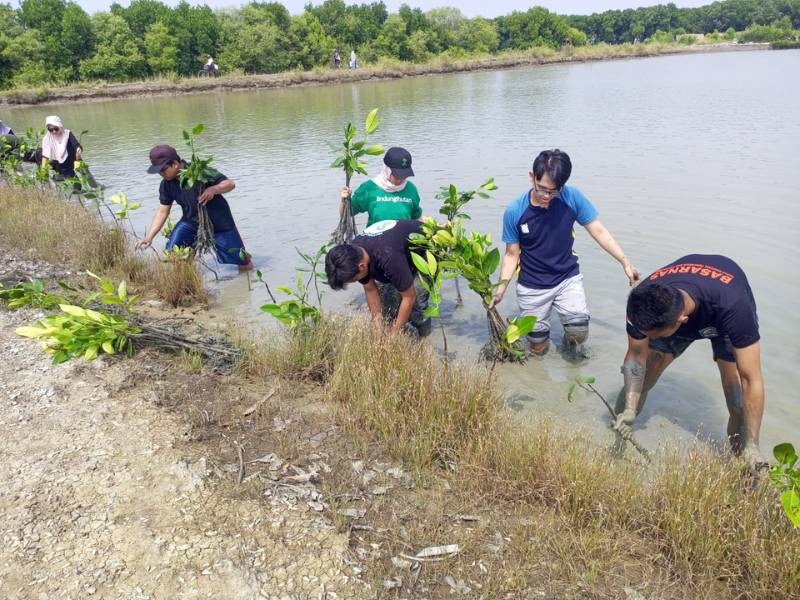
[769,442,800,528]
[331,108,385,244]
[15,303,140,364]
[0,280,70,310]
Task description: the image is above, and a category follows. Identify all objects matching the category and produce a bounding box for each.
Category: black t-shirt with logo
[626,254,760,348]
[159,168,237,232]
[353,219,422,292]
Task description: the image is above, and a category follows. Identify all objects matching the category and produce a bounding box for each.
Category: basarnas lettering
[649,262,735,284]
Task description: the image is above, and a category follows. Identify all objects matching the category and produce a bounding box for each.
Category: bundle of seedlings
[178,123,219,258]
[7,272,237,367]
[329,108,384,244]
[411,216,536,362]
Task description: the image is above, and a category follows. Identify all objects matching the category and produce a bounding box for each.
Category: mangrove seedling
[178,123,220,258]
[411,218,528,362]
[330,108,384,244]
[259,246,327,333]
[567,374,651,462]
[0,280,69,310]
[435,179,498,305]
[108,192,142,237]
[163,245,194,262]
[770,442,800,528]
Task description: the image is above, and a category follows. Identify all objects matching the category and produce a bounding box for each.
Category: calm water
[7,49,799,453]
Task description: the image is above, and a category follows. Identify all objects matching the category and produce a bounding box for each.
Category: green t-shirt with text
[350,179,422,227]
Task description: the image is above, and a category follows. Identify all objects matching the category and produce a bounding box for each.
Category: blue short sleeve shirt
[501,185,598,289]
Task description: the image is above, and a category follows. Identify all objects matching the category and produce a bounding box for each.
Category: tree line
[1,0,798,89]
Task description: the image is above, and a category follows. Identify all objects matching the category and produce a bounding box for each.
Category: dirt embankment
[0,43,768,108]
[0,246,370,599]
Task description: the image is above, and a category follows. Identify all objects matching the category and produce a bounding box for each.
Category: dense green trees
[0,0,797,89]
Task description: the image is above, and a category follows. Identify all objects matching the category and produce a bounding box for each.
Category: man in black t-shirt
[138,144,252,270]
[616,254,766,469]
[325,219,430,335]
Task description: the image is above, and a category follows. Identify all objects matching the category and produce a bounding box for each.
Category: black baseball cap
[147,144,181,174]
[383,146,414,178]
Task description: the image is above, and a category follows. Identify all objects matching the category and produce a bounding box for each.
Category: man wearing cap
[492,149,639,356]
[138,144,252,270]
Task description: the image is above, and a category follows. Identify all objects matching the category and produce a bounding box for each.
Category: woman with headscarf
[338,146,421,229]
[39,116,82,179]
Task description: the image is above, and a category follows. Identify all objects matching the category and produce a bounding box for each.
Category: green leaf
[182,130,190,141]
[577,375,596,384]
[102,341,116,354]
[275,286,293,295]
[60,304,88,317]
[504,324,521,344]
[84,344,99,361]
[192,123,205,136]
[514,315,537,336]
[410,252,430,276]
[780,488,800,528]
[15,325,46,338]
[774,443,798,466]
[365,108,380,134]
[567,382,577,402]
[118,280,127,301]
[484,247,501,275]
[426,251,437,277]
[365,144,384,156]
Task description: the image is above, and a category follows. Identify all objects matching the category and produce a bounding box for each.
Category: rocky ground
[0,246,373,599]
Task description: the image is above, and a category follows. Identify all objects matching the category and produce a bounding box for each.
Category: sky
[72,0,712,18]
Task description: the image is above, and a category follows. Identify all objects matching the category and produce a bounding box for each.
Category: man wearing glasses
[492,149,639,355]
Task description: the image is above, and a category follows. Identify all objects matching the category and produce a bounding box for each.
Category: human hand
[198,187,216,205]
[613,408,637,439]
[489,284,507,309]
[136,238,152,250]
[340,186,352,201]
[623,260,641,287]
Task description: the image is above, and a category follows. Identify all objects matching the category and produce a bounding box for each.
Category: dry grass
[0,185,206,307]
[243,317,799,598]
[151,259,208,307]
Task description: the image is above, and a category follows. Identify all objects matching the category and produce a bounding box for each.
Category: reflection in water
[7,49,799,452]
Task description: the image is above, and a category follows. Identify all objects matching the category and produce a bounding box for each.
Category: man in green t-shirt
[339,146,422,228]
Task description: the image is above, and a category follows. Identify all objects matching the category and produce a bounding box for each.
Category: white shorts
[516,274,590,342]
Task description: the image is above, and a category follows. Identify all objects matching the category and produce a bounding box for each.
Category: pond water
[7,48,799,453]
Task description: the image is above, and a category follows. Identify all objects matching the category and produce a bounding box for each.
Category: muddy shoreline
[0,42,769,108]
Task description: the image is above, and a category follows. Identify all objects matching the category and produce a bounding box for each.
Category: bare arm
[734,342,765,451]
[138,204,172,248]
[339,186,352,218]
[198,178,235,205]
[583,219,640,286]
[392,286,416,334]
[362,279,382,323]
[621,335,650,413]
[491,243,521,306]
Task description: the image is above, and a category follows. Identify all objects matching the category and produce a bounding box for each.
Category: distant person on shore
[39,116,82,179]
[492,149,640,356]
[325,219,431,337]
[138,144,252,271]
[333,49,341,68]
[616,255,766,470]
[205,56,218,74]
[349,49,358,69]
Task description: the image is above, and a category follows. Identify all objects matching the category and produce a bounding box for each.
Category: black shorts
[649,334,736,363]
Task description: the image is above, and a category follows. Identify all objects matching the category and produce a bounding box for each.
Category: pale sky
[70,0,712,18]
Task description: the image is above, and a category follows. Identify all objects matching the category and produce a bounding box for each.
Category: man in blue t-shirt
[493,149,640,355]
[616,255,766,470]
